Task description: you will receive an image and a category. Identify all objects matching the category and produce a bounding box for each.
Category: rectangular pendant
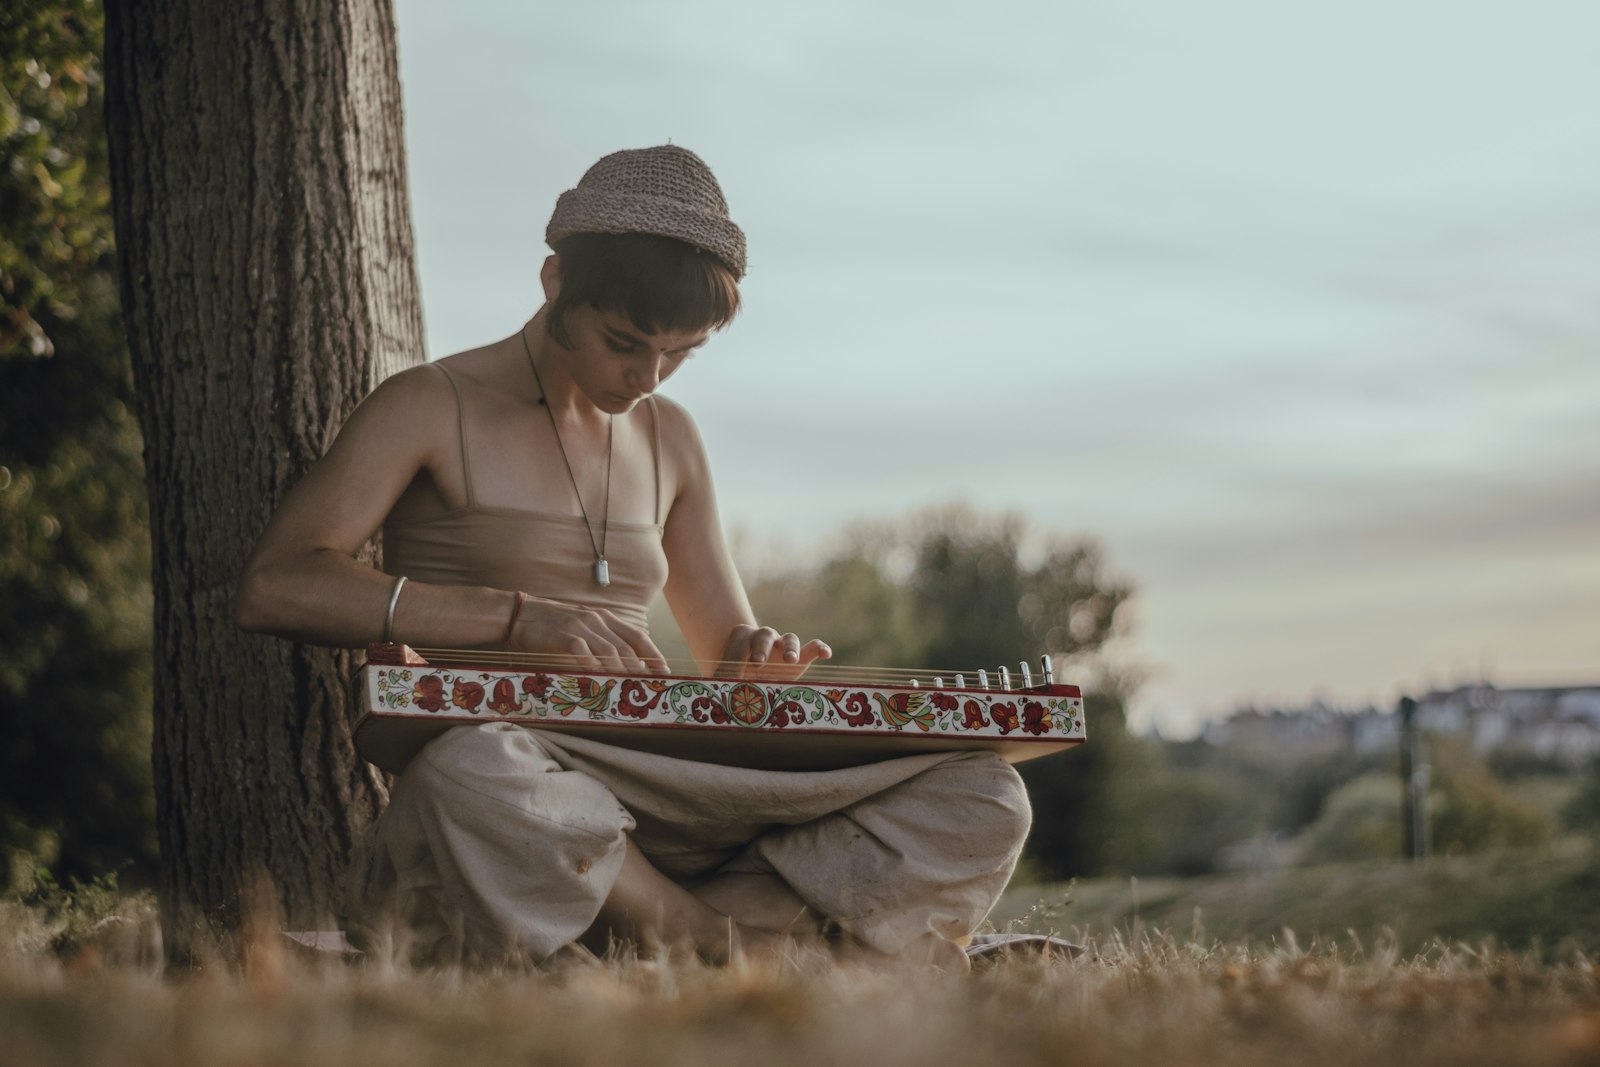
[594,558,610,587]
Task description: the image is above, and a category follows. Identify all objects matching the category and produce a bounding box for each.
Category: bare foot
[585,841,809,964]
[690,872,823,936]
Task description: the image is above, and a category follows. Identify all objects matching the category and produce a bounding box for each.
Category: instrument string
[398,647,1055,689]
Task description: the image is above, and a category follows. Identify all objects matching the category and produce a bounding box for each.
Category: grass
[3,850,1600,1067]
[995,835,1600,958]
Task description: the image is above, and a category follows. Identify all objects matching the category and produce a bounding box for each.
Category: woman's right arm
[234,365,514,648]
[235,365,666,670]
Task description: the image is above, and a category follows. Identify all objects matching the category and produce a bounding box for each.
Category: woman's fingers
[588,637,629,674]
[715,624,757,678]
[714,625,832,680]
[595,608,669,674]
[746,626,782,664]
[511,597,668,674]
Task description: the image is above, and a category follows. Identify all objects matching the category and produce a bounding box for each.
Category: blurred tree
[1291,772,1404,866]
[747,504,1137,878]
[1427,739,1552,856]
[0,0,156,890]
[1163,736,1385,841]
[1563,758,1600,839]
[103,0,422,944]
[909,505,1129,670]
[747,549,924,669]
[750,505,1132,672]
[906,506,1136,878]
[1019,668,1152,878]
[1291,742,1555,867]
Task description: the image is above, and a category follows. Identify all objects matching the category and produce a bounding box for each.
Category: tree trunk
[103,0,423,946]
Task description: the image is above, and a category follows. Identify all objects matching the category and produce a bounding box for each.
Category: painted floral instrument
[355,644,1086,774]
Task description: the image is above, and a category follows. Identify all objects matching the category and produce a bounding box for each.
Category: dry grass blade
[3,892,1600,1067]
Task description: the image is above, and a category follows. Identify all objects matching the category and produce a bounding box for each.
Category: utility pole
[1398,695,1430,861]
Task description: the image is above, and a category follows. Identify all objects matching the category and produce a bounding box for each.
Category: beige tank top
[382,364,669,630]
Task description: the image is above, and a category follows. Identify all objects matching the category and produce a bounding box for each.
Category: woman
[237,146,1029,968]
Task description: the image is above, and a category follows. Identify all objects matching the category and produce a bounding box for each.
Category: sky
[390,0,1599,735]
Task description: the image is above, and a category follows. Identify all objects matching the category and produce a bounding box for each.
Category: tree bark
[103,0,423,945]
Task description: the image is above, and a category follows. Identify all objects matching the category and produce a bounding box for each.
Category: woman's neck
[520,310,606,427]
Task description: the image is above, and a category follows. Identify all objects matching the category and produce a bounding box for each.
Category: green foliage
[742,550,926,669]
[1005,837,1600,958]
[748,504,1132,679]
[1112,763,1274,877]
[906,506,1131,670]
[0,0,156,888]
[1427,740,1554,856]
[1019,671,1152,878]
[1291,773,1404,866]
[1563,758,1600,837]
[1,2,111,359]
[22,866,125,930]
[748,505,1137,878]
[1290,743,1556,867]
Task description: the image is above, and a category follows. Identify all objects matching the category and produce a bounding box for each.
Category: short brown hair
[546,233,741,348]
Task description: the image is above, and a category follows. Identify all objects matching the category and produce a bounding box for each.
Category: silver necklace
[521,328,613,587]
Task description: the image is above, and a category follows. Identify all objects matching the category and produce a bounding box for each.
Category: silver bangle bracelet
[383,575,408,644]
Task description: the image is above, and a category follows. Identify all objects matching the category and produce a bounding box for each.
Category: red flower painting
[962,699,988,731]
[451,679,486,712]
[1017,700,1056,735]
[990,701,1019,735]
[521,673,554,700]
[487,678,520,715]
[841,692,875,727]
[412,675,447,713]
[1021,700,1051,736]
[617,679,667,719]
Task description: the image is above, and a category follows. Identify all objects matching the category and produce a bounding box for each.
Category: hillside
[998,835,1600,956]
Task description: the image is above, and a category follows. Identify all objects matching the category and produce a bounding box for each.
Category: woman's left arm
[658,400,830,677]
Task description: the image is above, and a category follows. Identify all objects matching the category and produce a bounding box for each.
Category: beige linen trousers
[345,722,1032,963]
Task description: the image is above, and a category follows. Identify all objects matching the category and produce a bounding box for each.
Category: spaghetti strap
[429,363,477,506]
[648,396,664,527]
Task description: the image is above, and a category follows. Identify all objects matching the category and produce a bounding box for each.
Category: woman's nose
[631,352,666,393]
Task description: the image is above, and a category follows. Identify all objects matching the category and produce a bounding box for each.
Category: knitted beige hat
[546,145,747,279]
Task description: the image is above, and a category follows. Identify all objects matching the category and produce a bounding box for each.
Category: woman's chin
[601,393,647,413]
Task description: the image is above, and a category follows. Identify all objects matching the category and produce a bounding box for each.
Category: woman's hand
[509,596,670,675]
[714,624,831,681]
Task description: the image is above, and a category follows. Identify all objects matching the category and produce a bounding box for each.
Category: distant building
[1412,684,1600,767]
[1202,684,1600,766]
[1200,701,1384,758]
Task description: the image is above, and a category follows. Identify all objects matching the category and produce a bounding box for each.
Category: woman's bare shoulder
[324,362,464,472]
[651,394,711,474]
[360,360,454,411]
[415,339,538,410]
[651,393,705,445]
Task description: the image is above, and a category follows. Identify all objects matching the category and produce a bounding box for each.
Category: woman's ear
[540,255,562,302]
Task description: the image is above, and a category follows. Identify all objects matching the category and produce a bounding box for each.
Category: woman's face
[558,305,707,414]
